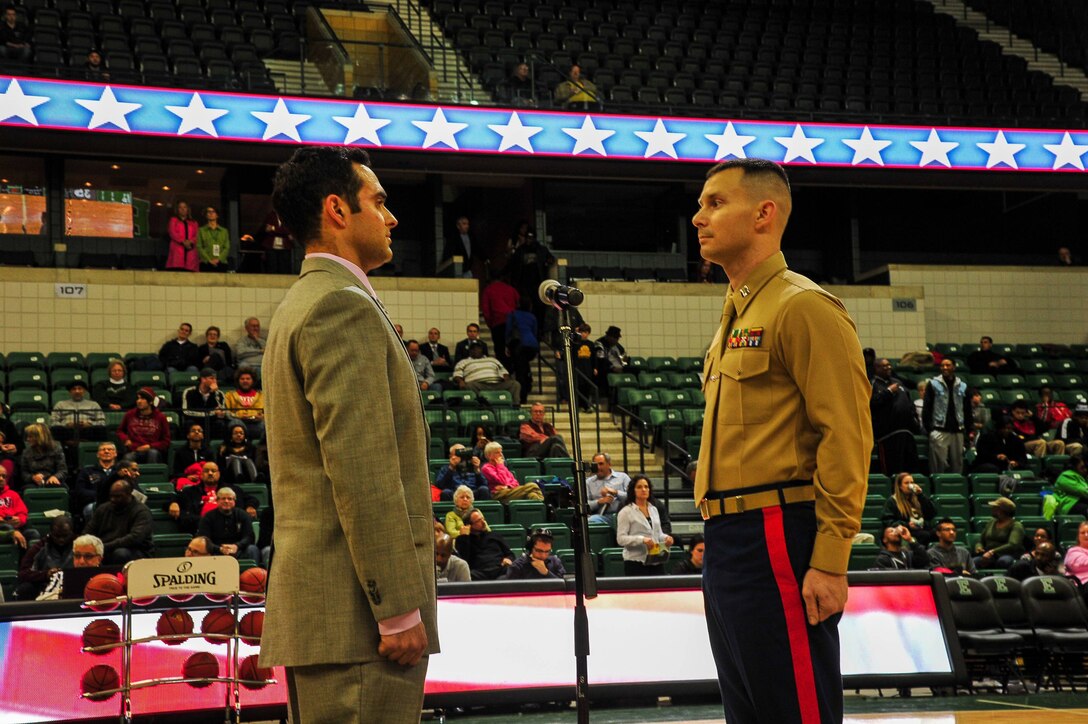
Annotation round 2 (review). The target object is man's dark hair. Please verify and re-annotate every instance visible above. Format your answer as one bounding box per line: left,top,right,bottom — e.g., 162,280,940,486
689,533,704,550
966,386,980,398
205,325,220,336
980,336,993,343
705,158,792,195
1011,399,1029,411
528,530,554,550
187,422,204,435
272,146,372,246
406,339,419,347
935,518,956,531
995,415,1012,430
467,323,480,331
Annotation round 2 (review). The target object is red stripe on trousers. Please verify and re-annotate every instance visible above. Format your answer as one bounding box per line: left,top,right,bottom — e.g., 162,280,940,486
762,506,821,724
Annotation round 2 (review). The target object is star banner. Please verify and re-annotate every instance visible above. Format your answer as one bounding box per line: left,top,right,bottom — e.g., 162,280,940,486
2,75,1086,172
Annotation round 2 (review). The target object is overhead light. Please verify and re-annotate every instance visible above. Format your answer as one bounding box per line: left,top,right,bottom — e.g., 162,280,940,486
110,164,120,170
195,169,204,174
84,181,92,187
1,178,7,183
155,201,163,207
162,185,170,191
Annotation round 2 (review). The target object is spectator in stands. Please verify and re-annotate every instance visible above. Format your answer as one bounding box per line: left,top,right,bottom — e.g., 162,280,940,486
500,62,543,107
595,326,627,381
186,535,212,557
926,518,975,576
84,479,153,565
481,274,520,369
442,215,476,278
235,317,266,373
468,424,493,461
20,423,66,490
880,472,937,546
117,387,171,464
435,533,470,582
92,359,135,412
1052,453,1088,519
198,326,234,385
1009,399,1064,457
217,423,259,485
406,340,441,394
585,452,630,524
972,497,1024,571
973,416,1027,473
33,532,102,601
196,487,259,561
914,380,927,430
435,445,488,502
695,258,727,284
14,515,74,600
0,7,30,61
1035,386,1071,431
420,328,452,372
505,529,565,580
224,367,264,440
967,336,1017,375
453,341,521,401
874,525,929,570
443,485,477,538
393,324,406,346
967,388,990,447
71,441,118,525
172,422,211,478
455,509,514,580
182,368,228,438
1059,403,1088,457
1023,527,1060,558
168,461,254,534
165,202,199,272
554,63,599,109
83,49,109,82
1057,246,1076,266
97,460,139,509
197,206,230,272
175,462,203,493
870,358,921,474
0,467,37,550
922,358,969,474
506,297,539,403
1063,521,1088,586
673,534,705,575
1007,540,1063,581
559,322,598,408
454,323,488,363
509,230,555,323
616,475,673,576
0,409,21,481
519,403,569,460
158,322,201,373
50,380,106,443
258,210,295,274
480,441,544,501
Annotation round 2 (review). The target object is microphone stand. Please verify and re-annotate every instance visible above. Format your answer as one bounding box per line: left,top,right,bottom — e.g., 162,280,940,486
555,302,597,724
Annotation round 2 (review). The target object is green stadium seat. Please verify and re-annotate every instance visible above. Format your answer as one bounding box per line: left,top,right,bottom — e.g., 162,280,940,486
5,352,45,371
863,494,885,518
996,375,1025,389
866,474,892,498
1057,515,1086,545
1010,493,1042,516
682,408,704,432
1051,359,1078,373
970,493,1001,516
964,374,996,389
150,509,179,534
137,464,170,484
488,523,526,550
969,473,1000,495
22,487,68,515
505,458,542,483
626,357,647,372
238,483,269,510
977,388,1002,406
848,543,880,571
460,410,498,436
1024,374,1054,389
497,408,531,436
646,356,676,372
933,343,962,356
684,435,701,458
8,369,47,390
649,408,684,445
637,371,672,389
911,473,932,496
46,352,85,371
429,437,447,459
152,532,193,558
557,549,595,574
420,390,443,408
1020,359,1049,373
86,353,121,372
428,458,449,480
658,389,698,408
587,523,614,553
932,494,970,520
1062,389,1087,405
542,458,574,479
473,500,504,523
477,390,515,408
442,389,479,408
168,370,200,388
50,369,89,390
668,372,700,389
8,390,48,412
425,410,458,439
993,343,1015,356
1014,344,1043,358
432,501,454,520
1052,375,1084,390
10,411,49,430
600,548,626,576
131,370,167,388
998,389,1030,405
931,474,968,497
675,356,703,371
1044,455,1071,480
607,373,638,390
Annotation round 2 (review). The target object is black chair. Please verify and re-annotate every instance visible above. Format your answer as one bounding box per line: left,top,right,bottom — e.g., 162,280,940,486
944,576,1027,693
1021,575,1088,691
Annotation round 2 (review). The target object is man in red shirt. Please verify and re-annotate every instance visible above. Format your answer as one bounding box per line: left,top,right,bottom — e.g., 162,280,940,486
481,274,520,369
519,403,570,460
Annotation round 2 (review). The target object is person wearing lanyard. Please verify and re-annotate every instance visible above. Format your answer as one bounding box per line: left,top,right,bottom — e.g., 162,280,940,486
691,158,871,724
197,206,231,272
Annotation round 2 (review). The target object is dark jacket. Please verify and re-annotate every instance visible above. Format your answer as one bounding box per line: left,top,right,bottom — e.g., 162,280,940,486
504,553,566,579
171,445,214,478
454,339,489,363
172,482,255,534
71,463,118,510
158,339,201,371
19,442,67,490
84,499,154,555
18,535,74,587
197,506,256,551
874,540,929,570
974,431,1027,471
197,342,234,372
880,493,937,531
870,375,921,439
455,530,512,576
92,379,137,411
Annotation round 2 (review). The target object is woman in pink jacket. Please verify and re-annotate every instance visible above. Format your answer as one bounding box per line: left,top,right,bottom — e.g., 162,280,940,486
165,200,199,272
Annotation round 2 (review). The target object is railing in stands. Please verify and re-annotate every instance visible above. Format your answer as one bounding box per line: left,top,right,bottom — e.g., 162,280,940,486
611,404,649,485
661,438,693,508
535,353,601,454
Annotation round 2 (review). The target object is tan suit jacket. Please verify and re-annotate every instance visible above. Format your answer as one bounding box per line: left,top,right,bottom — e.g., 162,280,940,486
259,257,438,668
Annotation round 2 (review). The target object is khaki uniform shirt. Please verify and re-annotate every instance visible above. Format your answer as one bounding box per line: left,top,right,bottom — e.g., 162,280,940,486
694,251,872,574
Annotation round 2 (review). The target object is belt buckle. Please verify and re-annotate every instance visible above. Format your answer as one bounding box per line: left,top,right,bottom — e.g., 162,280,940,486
698,499,710,521
734,495,746,514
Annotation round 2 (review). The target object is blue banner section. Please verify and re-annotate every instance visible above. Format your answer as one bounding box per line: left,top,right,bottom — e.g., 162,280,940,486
2,75,1087,172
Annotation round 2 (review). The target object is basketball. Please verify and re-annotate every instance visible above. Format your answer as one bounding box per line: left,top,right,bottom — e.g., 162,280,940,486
200,607,235,644
83,574,124,612
80,665,120,701
81,619,121,654
238,611,263,644
239,567,268,602
155,608,194,645
238,655,273,690
181,652,219,687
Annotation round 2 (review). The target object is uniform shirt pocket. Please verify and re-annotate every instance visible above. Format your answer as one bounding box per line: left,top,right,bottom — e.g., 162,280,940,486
718,349,772,425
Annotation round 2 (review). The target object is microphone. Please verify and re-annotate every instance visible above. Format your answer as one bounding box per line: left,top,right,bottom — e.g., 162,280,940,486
538,279,585,308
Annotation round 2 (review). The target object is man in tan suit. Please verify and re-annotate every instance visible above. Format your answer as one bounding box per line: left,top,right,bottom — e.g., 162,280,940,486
259,147,438,723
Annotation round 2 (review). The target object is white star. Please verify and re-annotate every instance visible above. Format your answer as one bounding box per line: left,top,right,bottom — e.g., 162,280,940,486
333,104,391,145
562,115,615,156
251,98,311,142
0,79,49,125
633,118,687,159
411,107,468,149
773,124,824,163
164,93,229,137
841,126,893,166
704,122,756,160
487,111,543,152
1043,132,1088,171
74,86,142,131
977,130,1026,169
909,128,959,168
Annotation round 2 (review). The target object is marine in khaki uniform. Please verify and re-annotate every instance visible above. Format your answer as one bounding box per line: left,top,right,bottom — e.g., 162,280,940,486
691,159,871,724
